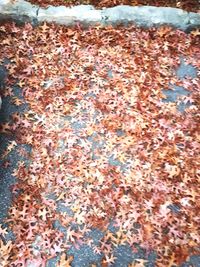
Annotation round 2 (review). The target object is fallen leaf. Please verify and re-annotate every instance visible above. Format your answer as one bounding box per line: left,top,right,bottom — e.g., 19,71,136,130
56,253,73,267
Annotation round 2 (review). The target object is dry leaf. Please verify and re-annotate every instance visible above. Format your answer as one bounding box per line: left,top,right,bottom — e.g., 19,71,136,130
56,253,73,267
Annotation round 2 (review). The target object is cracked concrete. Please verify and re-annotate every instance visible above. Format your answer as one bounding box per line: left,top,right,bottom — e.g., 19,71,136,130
0,0,200,30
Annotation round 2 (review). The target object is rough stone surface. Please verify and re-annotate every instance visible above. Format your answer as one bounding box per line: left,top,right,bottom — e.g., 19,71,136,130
0,0,200,30
101,6,193,30
0,0,39,24
37,5,101,25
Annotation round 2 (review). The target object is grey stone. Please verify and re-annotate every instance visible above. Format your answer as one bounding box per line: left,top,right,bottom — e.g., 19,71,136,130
188,12,200,30
0,0,38,24
101,6,195,30
0,0,200,30
37,5,102,26
37,5,200,30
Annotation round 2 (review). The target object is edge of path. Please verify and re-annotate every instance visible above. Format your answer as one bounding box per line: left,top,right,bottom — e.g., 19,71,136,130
0,0,200,31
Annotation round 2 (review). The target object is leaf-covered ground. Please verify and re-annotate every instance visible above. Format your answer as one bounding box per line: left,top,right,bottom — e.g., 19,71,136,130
28,0,200,12
0,22,200,266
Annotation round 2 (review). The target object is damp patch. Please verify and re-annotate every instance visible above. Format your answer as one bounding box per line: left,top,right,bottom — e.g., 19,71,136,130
162,57,197,112
163,85,189,103
176,58,197,79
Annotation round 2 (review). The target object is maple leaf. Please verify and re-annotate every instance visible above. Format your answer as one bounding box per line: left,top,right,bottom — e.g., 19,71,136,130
93,245,101,255
0,122,11,134
157,26,172,38
0,239,13,267
0,141,17,159
2,38,11,45
75,210,86,224
12,96,23,106
40,22,50,33
51,242,63,254
158,201,171,220
191,28,200,37
181,95,195,105
129,259,148,267
11,112,21,121
24,134,34,144
3,87,13,97
56,253,73,267
86,238,93,247
38,207,49,221
7,140,17,152
18,80,26,88
0,25,6,32
103,254,117,264
164,163,180,178
0,225,8,238
66,227,83,243
2,160,11,168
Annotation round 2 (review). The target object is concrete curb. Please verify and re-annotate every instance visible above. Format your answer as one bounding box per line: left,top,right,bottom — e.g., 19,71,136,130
0,0,200,30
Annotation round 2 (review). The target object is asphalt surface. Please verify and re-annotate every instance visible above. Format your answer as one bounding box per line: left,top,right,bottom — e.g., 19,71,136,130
0,56,199,266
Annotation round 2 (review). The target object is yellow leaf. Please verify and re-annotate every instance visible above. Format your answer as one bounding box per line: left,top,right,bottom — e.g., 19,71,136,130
129,259,148,267
157,26,172,37
167,253,177,267
191,28,200,37
12,97,23,106
56,253,73,267
40,22,49,32
0,240,13,266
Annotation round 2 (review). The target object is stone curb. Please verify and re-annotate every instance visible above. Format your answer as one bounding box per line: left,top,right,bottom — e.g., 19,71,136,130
0,0,200,31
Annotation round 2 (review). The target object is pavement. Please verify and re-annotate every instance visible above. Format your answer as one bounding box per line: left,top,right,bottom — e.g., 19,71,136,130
0,46,199,267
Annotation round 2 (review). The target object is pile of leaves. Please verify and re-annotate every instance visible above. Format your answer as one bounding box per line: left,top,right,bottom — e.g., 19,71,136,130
27,0,200,12
0,21,200,266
